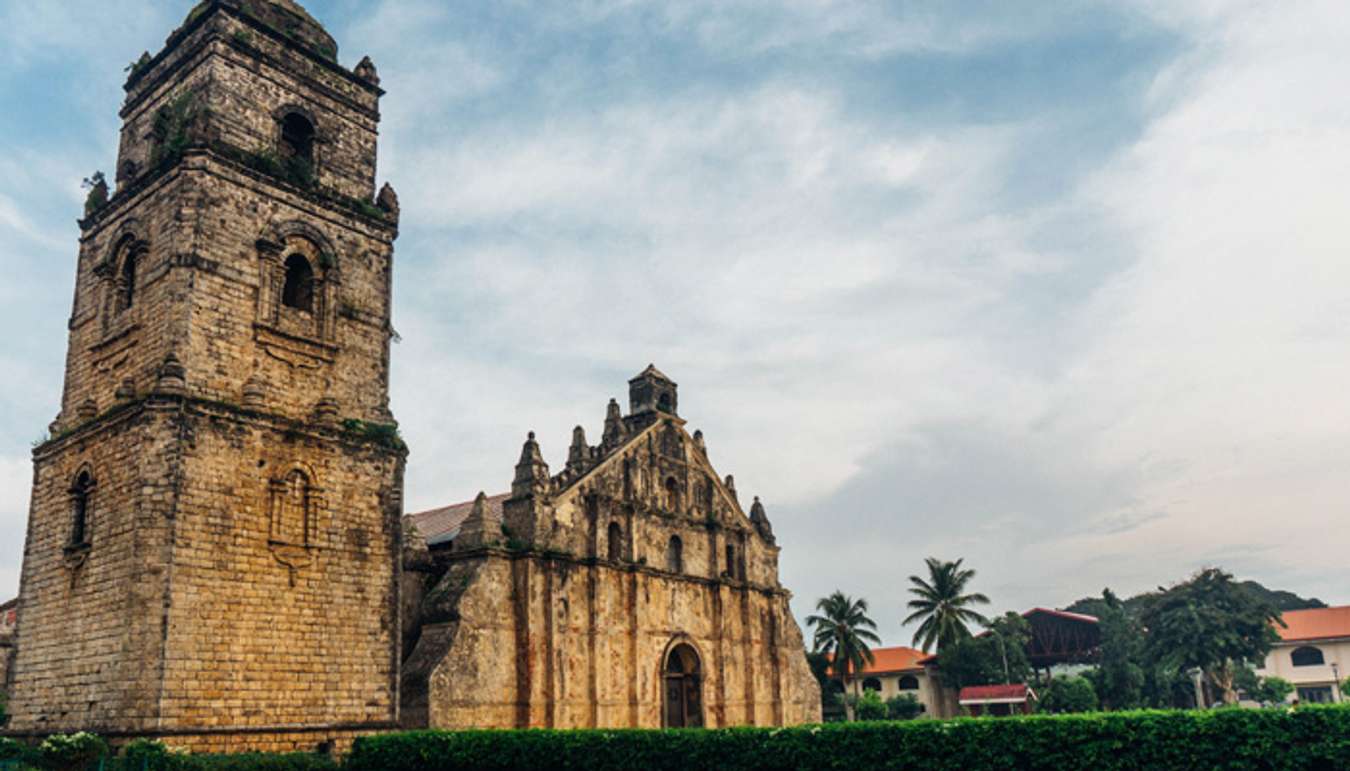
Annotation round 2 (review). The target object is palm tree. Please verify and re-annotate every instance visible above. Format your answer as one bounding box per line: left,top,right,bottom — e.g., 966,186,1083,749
904,557,991,653
806,591,881,720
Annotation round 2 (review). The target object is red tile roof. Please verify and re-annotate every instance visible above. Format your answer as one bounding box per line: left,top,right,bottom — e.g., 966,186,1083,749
409,493,509,546
859,646,929,674
959,684,1034,703
1276,606,1350,642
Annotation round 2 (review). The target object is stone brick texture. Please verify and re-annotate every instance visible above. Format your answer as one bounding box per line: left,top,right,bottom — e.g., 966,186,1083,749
401,390,821,729
4,0,820,751
5,0,403,751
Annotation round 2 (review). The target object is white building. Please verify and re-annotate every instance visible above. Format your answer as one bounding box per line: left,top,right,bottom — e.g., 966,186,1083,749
1257,606,1349,704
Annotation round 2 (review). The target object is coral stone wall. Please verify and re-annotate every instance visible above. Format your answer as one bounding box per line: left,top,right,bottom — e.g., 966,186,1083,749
403,417,820,729
6,1,403,751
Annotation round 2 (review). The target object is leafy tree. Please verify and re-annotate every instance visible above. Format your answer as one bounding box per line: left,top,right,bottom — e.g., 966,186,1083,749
886,693,924,720
1087,589,1147,710
904,557,991,653
1233,667,1294,706
850,690,888,721
806,591,880,721
805,652,839,716
1037,676,1099,714
1254,676,1294,706
1139,568,1283,704
935,612,1032,690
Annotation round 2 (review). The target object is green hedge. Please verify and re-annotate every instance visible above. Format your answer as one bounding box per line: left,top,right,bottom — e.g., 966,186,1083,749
346,706,1350,771
0,738,336,771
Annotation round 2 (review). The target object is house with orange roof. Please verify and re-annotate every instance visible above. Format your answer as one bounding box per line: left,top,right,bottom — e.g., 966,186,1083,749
829,645,946,717
1256,605,1349,704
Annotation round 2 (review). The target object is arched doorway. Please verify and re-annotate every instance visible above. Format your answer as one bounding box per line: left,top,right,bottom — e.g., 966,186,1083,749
662,643,703,728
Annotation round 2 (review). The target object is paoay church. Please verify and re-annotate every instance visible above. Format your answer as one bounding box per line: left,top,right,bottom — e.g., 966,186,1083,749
0,0,819,752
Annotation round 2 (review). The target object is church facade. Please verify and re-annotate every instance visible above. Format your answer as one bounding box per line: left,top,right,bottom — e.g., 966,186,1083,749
1,0,817,752
402,366,820,730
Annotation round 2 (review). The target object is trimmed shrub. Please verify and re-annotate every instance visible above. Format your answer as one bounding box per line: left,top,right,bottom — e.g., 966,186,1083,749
885,693,924,720
104,751,338,771
347,705,1350,771
851,690,888,721
38,732,110,771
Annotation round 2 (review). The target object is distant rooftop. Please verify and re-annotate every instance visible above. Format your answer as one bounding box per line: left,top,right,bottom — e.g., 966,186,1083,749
1276,605,1350,642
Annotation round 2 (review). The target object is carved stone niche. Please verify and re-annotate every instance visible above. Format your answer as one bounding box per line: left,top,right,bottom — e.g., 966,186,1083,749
254,223,340,371
267,464,324,585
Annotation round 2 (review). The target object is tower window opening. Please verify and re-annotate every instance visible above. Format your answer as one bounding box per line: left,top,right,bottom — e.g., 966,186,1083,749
70,471,93,546
280,113,315,163
607,521,623,562
282,254,315,312
117,249,138,312
725,544,736,578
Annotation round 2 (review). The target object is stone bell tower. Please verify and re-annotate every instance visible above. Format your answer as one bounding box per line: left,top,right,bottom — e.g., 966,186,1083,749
5,0,404,751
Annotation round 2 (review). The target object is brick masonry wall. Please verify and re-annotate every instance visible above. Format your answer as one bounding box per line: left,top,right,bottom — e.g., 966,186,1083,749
8,1,404,751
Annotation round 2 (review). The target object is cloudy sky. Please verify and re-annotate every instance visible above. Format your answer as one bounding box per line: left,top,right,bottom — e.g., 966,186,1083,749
1,0,1347,647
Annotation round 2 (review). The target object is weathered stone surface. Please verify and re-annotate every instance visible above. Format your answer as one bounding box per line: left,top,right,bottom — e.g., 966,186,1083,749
5,0,820,751
5,0,402,752
403,373,821,729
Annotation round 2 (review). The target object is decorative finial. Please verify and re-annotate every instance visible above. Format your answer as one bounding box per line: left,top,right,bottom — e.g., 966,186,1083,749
750,496,775,544
355,55,381,86
377,182,400,221
155,353,186,396
513,431,551,498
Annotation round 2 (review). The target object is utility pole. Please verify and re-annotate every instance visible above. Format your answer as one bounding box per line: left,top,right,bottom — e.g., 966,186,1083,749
1332,662,1342,703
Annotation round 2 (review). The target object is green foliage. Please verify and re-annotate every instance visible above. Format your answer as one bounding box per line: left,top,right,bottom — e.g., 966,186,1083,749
1087,588,1147,710
1037,676,1099,714
904,557,990,653
38,732,110,771
81,171,109,217
348,707,1350,771
805,592,880,719
1065,579,1324,619
339,419,406,451
938,612,1032,691
0,737,34,762
885,693,924,720
1140,568,1283,704
1234,668,1294,706
125,51,153,81
150,92,200,169
848,690,888,721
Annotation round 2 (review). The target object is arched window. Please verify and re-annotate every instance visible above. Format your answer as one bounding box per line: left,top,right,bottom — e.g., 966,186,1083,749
664,477,680,512
70,471,93,546
607,521,623,562
898,675,920,691
657,393,672,413
117,247,138,312
666,535,683,573
281,253,315,311
280,112,315,164
862,677,882,693
725,544,736,578
1291,646,1325,667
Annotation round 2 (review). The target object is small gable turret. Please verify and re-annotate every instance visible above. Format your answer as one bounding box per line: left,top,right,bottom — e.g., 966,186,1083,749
628,364,677,420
